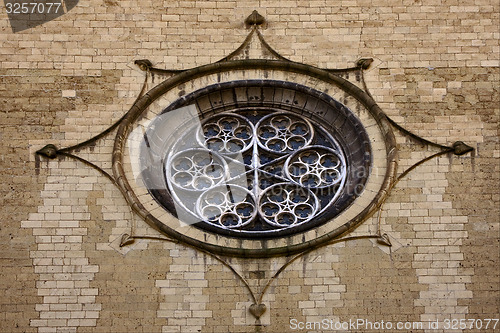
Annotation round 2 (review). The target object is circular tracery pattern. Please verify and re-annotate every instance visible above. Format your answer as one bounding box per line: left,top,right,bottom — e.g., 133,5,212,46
257,113,313,153
286,147,345,188
259,184,319,227
196,185,256,228
165,110,347,235
197,114,254,154
167,149,227,191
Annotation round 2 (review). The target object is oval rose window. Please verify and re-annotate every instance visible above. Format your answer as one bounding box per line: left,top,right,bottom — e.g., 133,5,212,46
139,80,371,239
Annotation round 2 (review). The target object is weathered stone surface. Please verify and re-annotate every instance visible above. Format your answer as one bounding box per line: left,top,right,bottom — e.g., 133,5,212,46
1,1,498,332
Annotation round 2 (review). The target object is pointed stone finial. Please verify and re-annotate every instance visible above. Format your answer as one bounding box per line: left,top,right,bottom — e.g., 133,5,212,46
245,10,265,26
134,59,153,71
452,141,474,156
249,303,267,319
36,144,58,159
119,234,135,247
356,58,374,70
376,233,392,247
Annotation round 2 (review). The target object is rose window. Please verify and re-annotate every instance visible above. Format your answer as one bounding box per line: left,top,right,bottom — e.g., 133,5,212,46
158,109,347,237
138,80,372,240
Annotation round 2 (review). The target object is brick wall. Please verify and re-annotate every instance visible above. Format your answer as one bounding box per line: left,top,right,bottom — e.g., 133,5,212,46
1,1,498,332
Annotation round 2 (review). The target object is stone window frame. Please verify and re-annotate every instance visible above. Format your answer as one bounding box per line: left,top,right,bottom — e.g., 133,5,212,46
113,61,397,257
140,80,372,239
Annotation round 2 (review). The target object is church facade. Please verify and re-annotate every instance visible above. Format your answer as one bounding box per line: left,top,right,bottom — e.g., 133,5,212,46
0,1,498,332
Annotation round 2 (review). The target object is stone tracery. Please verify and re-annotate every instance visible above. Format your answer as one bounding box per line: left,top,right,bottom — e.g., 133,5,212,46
162,110,347,235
